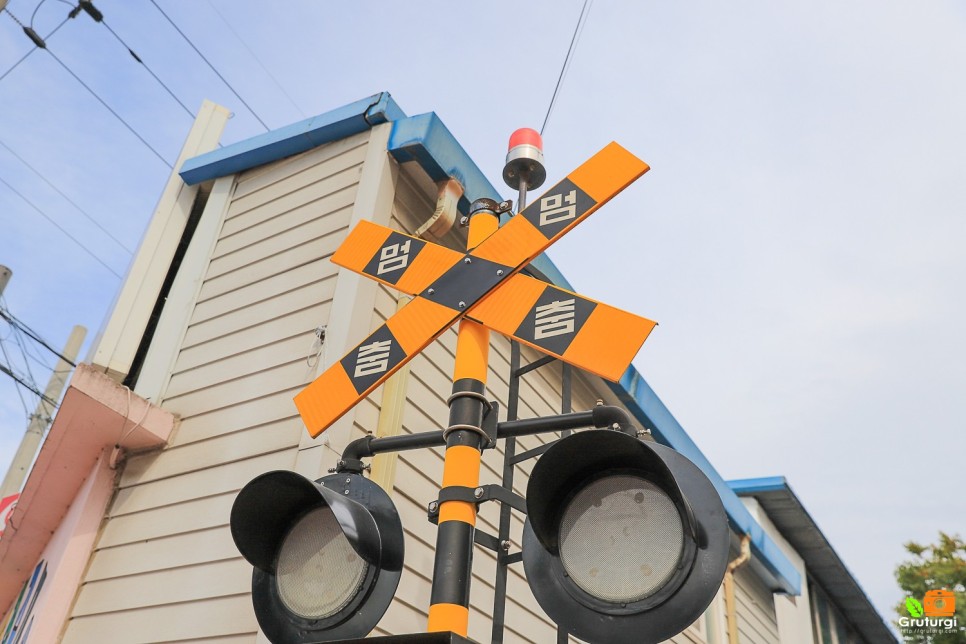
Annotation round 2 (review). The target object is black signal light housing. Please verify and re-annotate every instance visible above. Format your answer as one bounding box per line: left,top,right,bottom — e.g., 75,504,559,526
522,429,730,644
230,471,403,643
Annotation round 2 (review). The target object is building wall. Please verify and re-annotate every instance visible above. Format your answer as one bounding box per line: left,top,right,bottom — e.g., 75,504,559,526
741,498,815,644
734,564,781,644
62,130,371,643
60,122,781,643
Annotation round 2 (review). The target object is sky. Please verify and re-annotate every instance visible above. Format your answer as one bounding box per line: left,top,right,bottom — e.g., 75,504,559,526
1,0,964,634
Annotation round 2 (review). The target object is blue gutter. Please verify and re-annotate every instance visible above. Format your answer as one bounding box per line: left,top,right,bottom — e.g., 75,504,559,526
387,112,499,216
728,476,789,495
176,91,798,595
385,112,572,289
180,92,405,185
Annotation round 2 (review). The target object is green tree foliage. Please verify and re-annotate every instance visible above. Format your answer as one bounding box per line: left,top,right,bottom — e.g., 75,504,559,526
894,532,966,643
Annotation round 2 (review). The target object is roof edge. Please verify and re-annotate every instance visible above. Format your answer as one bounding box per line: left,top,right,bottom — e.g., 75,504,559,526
179,92,404,185
728,477,898,643
729,476,789,495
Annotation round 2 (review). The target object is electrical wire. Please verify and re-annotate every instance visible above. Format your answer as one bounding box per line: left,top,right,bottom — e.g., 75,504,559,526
0,361,58,409
204,0,305,119
0,174,123,279
11,326,39,393
0,308,79,367
0,138,134,255
147,0,270,131
29,0,72,28
43,47,173,168
0,11,69,82
97,18,196,121
540,0,594,137
21,335,55,373
0,336,32,418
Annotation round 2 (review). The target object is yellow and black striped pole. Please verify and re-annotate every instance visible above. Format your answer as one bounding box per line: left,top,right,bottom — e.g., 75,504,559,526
426,201,500,636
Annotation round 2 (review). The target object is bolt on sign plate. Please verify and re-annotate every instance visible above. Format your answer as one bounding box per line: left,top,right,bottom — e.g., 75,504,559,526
295,142,650,438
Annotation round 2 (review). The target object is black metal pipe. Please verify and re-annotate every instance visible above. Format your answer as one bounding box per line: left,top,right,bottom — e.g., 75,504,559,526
496,405,636,439
338,431,446,473
590,404,638,436
337,405,636,473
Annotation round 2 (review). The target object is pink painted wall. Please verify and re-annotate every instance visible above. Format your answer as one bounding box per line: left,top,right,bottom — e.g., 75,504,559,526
1,452,116,643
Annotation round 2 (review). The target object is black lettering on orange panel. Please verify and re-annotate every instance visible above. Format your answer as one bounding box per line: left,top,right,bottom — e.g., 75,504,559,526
514,286,597,356
520,178,596,239
362,232,426,285
340,325,408,395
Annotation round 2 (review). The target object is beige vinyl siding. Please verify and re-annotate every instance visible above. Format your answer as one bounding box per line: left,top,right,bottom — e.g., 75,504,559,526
63,133,369,643
734,565,780,644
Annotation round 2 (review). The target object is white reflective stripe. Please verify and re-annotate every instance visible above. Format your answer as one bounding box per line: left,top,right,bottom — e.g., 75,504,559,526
534,299,576,339
354,340,392,377
377,240,412,274
539,190,578,226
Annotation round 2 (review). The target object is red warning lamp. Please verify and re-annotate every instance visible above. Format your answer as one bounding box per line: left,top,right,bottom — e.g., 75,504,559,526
503,127,547,191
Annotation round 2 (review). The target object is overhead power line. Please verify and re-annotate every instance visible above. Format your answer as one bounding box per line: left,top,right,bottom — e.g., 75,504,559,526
97,18,197,121
204,0,305,119
541,0,594,137
0,360,59,409
147,0,270,131
3,5,173,168
0,308,78,367
0,138,134,255
44,48,173,168
0,174,123,279
0,9,69,82
0,334,32,418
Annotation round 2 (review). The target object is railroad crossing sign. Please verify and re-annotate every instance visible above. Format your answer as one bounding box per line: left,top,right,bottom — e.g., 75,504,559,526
295,142,655,437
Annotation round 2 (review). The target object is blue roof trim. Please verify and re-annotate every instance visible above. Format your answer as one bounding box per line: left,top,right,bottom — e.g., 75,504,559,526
179,92,405,185
609,371,802,595
387,113,570,289
728,476,789,495
388,113,502,215
528,253,574,291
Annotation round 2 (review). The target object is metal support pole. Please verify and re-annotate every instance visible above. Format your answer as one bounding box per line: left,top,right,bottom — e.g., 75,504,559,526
427,204,500,637
490,340,520,644
0,324,86,498
491,172,531,644
557,362,572,644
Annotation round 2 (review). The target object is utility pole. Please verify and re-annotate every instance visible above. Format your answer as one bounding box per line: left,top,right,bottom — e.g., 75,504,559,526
0,265,11,298
0,270,86,497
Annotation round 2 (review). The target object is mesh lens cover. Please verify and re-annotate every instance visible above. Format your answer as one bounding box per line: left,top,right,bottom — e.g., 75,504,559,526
276,506,369,619
559,475,684,603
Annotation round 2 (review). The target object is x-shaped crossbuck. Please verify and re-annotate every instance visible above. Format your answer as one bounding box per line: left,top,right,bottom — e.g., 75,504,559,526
296,142,656,437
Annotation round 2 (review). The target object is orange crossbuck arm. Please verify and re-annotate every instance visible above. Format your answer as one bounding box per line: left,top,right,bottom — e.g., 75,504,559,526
296,142,649,437
329,220,656,380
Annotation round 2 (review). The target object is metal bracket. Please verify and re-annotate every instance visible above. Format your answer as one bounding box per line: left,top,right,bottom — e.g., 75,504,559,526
427,482,526,523
482,400,499,449
508,440,557,465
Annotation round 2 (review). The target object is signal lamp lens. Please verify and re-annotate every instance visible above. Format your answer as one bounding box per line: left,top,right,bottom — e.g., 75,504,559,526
559,476,684,603
276,506,369,619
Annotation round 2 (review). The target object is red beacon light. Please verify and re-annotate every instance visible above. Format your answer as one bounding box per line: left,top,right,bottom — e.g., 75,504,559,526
503,127,547,192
